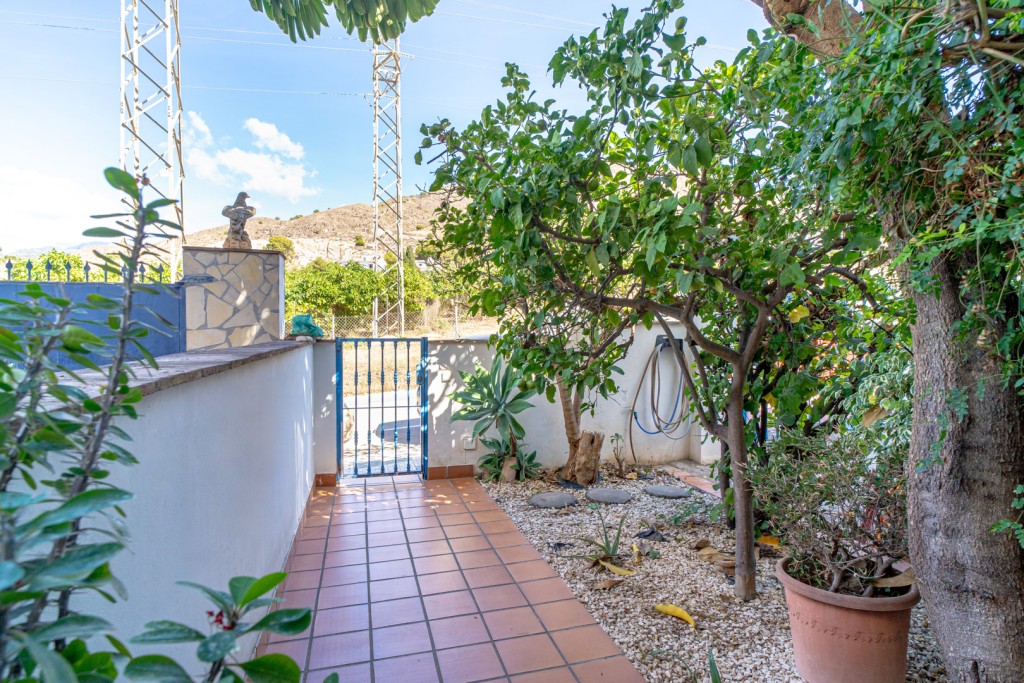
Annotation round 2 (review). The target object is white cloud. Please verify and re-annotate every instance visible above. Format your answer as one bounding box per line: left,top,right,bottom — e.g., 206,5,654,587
182,111,319,204
244,118,304,160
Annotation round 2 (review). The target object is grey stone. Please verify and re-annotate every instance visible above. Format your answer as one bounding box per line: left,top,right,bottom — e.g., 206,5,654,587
643,485,692,499
586,488,633,504
528,492,576,509
179,274,215,284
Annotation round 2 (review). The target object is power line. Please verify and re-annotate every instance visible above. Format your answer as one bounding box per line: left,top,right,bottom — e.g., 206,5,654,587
0,74,369,97
451,0,596,28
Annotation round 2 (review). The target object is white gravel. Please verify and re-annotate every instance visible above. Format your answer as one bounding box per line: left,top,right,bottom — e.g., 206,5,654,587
483,467,947,683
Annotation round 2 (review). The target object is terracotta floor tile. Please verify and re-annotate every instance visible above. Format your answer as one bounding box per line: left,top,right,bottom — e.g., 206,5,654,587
370,596,425,628
472,584,528,612
283,569,321,591
303,512,332,527
307,630,371,669
510,668,577,683
330,512,365,526
410,540,453,558
551,625,621,664
533,600,596,632
367,544,411,563
445,524,484,539
372,620,433,659
434,503,470,516
324,548,367,568
287,554,323,572
449,536,492,553
478,520,518,535
419,570,468,596
487,532,530,548
312,604,370,638
495,546,542,565
436,643,504,683
414,553,460,575
369,558,415,581
407,527,447,543
438,513,475,527
297,525,329,541
571,656,645,682
367,530,407,547
507,560,558,583
321,564,367,587
306,662,371,682
404,515,441,530
327,534,367,551
428,613,490,649
495,634,565,675
365,501,402,513
519,578,575,605
370,576,420,602
422,590,479,620
367,519,405,534
482,606,545,640
464,565,514,589
372,652,439,683
281,589,317,610
366,509,402,522
401,504,437,518
456,549,502,570
318,582,369,609
463,499,499,512
262,638,309,668
330,522,366,538
472,509,508,523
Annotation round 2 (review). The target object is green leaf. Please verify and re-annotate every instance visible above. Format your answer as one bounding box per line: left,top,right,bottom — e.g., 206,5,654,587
228,576,257,606
239,572,287,607
710,649,722,683
33,489,133,529
681,145,698,176
693,136,713,167
33,615,112,643
178,581,233,612
29,543,123,589
0,561,25,590
664,33,686,51
131,621,206,645
239,654,302,683
249,609,311,636
124,655,192,682
23,634,78,683
82,228,130,239
197,631,239,663
780,261,806,288
103,167,140,198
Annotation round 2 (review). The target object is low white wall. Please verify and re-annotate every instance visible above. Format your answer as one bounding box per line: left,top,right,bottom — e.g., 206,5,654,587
312,341,339,476
81,345,314,665
427,325,714,471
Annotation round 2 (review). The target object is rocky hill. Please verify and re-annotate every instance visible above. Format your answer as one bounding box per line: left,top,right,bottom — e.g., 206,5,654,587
181,192,450,266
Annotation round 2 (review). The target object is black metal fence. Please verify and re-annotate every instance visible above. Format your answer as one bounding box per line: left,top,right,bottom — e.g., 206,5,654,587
3,259,167,283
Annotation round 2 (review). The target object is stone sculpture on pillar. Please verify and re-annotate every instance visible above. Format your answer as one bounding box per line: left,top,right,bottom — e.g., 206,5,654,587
222,192,256,249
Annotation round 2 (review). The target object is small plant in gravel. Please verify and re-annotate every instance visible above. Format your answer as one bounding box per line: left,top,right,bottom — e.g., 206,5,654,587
477,434,541,482
572,511,628,568
647,650,722,683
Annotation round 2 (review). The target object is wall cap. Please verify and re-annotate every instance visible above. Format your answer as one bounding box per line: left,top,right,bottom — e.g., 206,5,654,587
183,246,284,256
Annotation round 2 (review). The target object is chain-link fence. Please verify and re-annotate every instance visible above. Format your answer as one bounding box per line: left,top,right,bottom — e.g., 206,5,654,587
285,301,497,339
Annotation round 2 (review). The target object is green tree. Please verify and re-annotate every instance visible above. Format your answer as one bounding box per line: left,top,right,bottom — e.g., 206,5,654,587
1,249,88,282
265,235,296,261
249,0,439,42
753,0,1024,675
285,259,382,318
423,1,885,598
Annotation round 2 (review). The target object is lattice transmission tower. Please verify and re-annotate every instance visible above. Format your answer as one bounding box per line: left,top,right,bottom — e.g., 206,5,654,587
370,39,405,337
119,0,184,277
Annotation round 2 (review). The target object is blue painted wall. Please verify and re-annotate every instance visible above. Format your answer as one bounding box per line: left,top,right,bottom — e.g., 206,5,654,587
0,282,186,368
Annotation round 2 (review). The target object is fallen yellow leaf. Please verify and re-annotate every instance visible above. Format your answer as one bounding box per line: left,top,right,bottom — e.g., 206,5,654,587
756,536,781,547
654,603,696,628
625,472,638,480
599,560,635,576
595,579,624,590
872,567,916,588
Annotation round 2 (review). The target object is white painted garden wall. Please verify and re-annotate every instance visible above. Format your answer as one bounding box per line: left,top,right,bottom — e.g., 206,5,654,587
425,324,719,472
79,345,315,666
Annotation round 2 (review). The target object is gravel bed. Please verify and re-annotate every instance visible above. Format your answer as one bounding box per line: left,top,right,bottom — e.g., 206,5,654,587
483,468,947,683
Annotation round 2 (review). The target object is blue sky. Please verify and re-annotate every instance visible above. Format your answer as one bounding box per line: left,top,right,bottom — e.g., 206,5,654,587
0,0,767,252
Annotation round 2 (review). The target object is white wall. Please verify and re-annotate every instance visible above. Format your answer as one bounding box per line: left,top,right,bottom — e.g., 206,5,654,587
80,345,314,665
427,325,715,471
312,341,339,476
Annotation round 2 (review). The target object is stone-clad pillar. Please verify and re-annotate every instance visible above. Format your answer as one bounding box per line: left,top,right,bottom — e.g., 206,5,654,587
183,247,285,351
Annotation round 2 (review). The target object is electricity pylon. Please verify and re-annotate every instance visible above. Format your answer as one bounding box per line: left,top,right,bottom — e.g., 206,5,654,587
119,0,184,277
370,38,404,337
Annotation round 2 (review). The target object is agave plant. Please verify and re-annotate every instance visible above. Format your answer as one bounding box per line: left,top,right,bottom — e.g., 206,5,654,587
452,357,536,462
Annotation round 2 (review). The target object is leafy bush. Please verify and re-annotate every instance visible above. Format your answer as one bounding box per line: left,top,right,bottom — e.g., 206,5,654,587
452,358,534,455
751,429,909,595
477,434,540,482
265,235,295,261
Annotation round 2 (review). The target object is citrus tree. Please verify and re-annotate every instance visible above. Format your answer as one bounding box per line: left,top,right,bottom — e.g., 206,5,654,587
249,0,439,42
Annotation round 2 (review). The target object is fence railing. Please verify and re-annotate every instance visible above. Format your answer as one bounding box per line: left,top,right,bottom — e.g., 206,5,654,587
3,259,167,283
285,305,497,339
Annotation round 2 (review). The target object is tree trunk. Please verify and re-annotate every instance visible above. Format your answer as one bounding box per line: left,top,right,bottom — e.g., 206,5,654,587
562,431,604,487
718,439,735,530
727,390,757,601
909,257,1024,681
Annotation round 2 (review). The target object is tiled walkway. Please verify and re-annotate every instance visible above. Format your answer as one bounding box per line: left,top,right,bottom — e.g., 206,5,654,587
261,476,645,682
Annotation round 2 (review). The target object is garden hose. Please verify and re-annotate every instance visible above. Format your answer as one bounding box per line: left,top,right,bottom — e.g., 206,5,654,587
629,342,693,462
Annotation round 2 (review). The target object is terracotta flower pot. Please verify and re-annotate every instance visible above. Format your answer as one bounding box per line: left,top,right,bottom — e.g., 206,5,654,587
776,558,920,683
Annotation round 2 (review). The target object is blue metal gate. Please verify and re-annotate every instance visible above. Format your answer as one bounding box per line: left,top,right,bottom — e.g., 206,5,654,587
336,337,429,478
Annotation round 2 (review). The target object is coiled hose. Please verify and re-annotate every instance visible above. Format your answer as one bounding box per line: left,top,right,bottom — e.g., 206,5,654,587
629,343,692,463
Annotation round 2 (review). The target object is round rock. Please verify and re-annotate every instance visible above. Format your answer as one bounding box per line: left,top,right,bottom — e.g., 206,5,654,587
586,488,633,504
643,484,693,499
528,492,577,508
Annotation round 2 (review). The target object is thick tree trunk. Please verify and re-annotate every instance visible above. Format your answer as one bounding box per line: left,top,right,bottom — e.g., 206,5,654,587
561,431,604,487
556,378,603,485
727,391,757,601
909,258,1024,681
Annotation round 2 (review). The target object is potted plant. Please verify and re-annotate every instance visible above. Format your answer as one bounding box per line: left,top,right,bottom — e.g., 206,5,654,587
752,429,918,683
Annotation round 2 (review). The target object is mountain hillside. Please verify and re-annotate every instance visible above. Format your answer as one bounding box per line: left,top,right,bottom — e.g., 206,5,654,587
182,192,452,266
